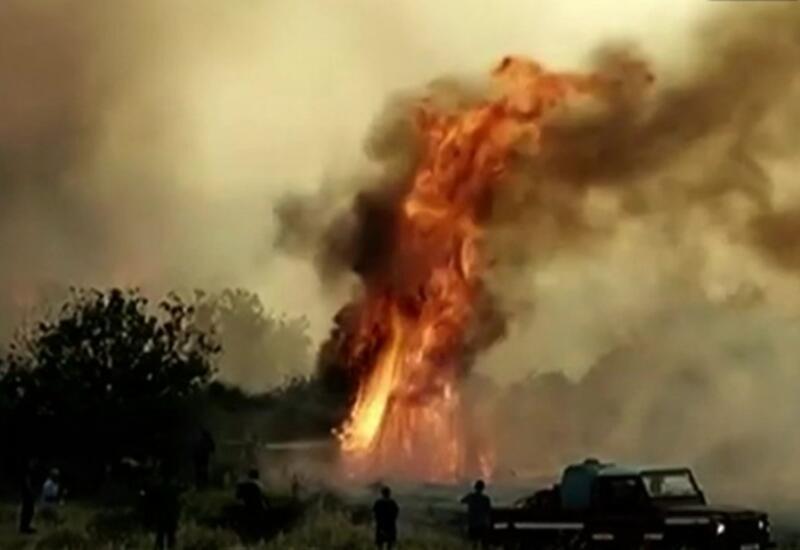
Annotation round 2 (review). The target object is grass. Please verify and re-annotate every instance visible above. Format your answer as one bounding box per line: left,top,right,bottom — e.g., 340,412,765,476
0,489,464,550
1,493,799,549
262,502,463,550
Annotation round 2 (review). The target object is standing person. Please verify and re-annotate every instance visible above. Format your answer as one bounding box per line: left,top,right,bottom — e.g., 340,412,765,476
39,468,62,522
461,479,492,549
18,459,37,534
373,486,399,550
146,461,183,550
235,468,269,543
192,428,215,489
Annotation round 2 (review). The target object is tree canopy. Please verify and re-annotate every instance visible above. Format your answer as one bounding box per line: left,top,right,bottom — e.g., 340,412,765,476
0,288,219,487
192,288,312,392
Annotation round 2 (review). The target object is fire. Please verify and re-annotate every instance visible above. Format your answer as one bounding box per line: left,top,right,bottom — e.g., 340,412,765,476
337,56,600,481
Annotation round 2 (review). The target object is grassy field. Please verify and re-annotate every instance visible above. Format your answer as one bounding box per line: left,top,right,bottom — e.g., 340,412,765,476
0,489,464,550
1,490,798,549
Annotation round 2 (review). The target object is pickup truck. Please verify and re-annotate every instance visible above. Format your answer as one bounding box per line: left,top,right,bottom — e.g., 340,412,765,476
490,459,775,549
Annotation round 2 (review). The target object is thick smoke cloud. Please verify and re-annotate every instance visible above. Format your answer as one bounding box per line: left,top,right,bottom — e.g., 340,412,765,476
279,4,800,343
0,0,341,388
488,6,800,263
0,1,113,333
480,5,800,378
491,296,800,512
0,1,339,357
0,0,713,340
277,3,800,506
0,2,197,325
4,0,800,507
482,5,800,509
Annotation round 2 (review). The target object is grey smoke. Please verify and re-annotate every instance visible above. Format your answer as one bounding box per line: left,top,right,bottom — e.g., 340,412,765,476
3,0,800,509
275,3,800,508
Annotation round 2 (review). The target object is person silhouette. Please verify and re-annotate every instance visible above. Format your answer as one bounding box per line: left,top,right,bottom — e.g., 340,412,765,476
236,468,269,542
192,428,215,489
39,468,62,523
373,485,399,550
147,461,183,550
461,479,492,548
18,459,37,534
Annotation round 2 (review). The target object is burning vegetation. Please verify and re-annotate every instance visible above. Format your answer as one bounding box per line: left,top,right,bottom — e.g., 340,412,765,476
5,0,800,517
324,57,609,482
281,5,800,486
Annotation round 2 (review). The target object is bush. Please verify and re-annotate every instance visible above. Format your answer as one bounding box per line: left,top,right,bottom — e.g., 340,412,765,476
180,522,240,550
35,527,90,550
2,288,219,490
183,489,235,528
260,501,465,550
0,539,31,550
85,507,143,544
0,503,20,525
400,530,464,550
37,506,64,527
264,507,372,550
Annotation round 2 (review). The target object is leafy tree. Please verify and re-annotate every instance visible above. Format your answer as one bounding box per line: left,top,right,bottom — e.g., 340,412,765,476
192,289,312,392
2,288,219,488
201,376,345,446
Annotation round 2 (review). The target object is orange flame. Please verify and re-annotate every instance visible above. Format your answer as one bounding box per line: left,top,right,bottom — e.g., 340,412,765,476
337,56,599,481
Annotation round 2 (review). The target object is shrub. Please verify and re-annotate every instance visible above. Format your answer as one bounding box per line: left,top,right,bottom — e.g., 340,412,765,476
183,489,236,528
264,507,372,550
0,539,31,550
260,501,466,550
85,507,143,544
400,529,464,550
3,288,219,490
180,522,240,550
35,527,90,550
37,506,63,526
0,504,20,525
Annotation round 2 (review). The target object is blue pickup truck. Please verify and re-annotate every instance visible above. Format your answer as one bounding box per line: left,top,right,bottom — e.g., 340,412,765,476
490,459,775,549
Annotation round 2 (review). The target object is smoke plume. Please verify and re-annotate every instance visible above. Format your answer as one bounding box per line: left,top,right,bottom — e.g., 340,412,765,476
278,3,800,505
4,0,800,506
483,5,800,510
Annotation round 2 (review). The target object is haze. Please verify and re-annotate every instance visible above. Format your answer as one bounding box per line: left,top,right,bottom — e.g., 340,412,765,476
5,0,800,508
1,0,713,343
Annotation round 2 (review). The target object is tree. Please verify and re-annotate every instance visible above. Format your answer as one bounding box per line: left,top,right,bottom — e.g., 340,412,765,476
2,288,219,487
192,289,312,393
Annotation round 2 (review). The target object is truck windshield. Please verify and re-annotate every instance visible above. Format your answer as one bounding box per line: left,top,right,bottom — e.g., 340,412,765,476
641,471,700,499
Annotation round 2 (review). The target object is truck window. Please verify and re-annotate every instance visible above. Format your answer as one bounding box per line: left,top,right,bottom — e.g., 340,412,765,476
592,477,647,511
641,471,701,500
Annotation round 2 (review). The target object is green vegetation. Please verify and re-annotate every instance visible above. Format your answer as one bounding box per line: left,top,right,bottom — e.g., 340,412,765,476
1,290,797,549
0,288,219,488
0,490,467,549
0,287,338,497
2,487,800,549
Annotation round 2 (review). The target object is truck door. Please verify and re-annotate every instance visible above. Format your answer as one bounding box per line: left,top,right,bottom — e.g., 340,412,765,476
589,476,656,547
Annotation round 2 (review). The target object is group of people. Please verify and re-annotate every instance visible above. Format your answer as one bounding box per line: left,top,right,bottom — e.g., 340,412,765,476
17,441,494,549
15,429,265,550
145,464,271,549
372,479,493,549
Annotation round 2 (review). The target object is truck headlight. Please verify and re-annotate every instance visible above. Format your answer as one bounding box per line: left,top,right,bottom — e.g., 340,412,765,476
715,522,726,536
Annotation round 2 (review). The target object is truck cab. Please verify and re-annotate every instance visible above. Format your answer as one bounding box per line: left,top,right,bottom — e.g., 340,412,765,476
491,459,774,549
